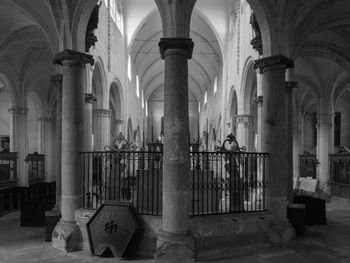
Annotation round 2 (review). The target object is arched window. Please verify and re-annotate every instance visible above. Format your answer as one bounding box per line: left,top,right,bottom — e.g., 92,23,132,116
136,75,140,98
109,0,124,35
213,77,218,94
204,90,208,105
127,55,131,81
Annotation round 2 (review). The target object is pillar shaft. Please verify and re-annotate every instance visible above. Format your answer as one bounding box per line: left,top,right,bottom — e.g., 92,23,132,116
52,50,93,252
159,38,193,234
9,107,28,186
255,55,294,220
51,74,63,211
235,114,251,150
93,109,111,150
39,117,53,182
317,111,333,195
285,81,298,203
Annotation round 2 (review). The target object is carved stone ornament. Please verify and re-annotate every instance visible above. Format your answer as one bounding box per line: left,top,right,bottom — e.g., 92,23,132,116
85,93,97,103
49,74,63,86
255,95,263,107
53,49,94,68
285,81,298,89
158,38,194,59
254,55,294,74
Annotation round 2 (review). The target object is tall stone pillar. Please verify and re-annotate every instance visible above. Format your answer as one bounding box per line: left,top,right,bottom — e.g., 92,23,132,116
52,50,94,252
38,117,53,182
93,109,111,150
285,81,298,203
115,119,124,135
154,0,196,261
236,114,252,150
50,74,62,211
9,107,28,186
255,68,263,152
255,55,295,244
83,93,94,152
317,104,334,197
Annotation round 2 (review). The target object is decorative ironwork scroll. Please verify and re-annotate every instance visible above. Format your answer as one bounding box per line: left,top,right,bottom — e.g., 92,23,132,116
214,133,246,153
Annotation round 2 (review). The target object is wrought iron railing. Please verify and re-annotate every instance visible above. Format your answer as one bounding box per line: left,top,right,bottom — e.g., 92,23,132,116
299,154,318,179
81,150,267,216
0,152,17,189
25,153,45,185
329,154,350,199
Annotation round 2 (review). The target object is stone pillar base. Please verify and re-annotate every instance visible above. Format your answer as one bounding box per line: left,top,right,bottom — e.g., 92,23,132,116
268,221,295,247
155,230,194,263
52,220,82,252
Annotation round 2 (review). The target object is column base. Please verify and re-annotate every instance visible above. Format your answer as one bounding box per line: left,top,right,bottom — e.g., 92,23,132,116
267,197,295,246
268,221,295,247
52,220,82,252
155,229,194,263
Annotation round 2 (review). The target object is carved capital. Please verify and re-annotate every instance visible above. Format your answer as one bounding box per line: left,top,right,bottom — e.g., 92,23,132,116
255,95,263,107
254,55,294,74
158,38,194,59
53,49,94,68
38,117,52,123
285,81,298,89
236,115,252,127
93,109,112,117
49,74,63,87
85,93,97,103
8,107,28,115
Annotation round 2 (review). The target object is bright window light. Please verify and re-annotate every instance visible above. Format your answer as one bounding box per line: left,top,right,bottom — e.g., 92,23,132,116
142,90,144,109
204,91,208,105
146,101,148,116
198,102,201,113
214,77,218,94
136,75,140,98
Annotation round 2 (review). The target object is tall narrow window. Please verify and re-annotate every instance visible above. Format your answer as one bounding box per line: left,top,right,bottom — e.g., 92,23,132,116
198,101,201,113
136,75,140,98
146,101,148,117
204,91,208,105
127,55,131,81
142,89,144,108
213,77,218,94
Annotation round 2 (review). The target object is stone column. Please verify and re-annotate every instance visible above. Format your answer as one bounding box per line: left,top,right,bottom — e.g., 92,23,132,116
285,81,298,203
255,55,295,245
115,119,124,135
38,117,53,182
52,50,94,252
317,105,334,197
235,114,252,150
93,109,111,150
154,1,196,261
84,93,94,152
9,107,28,186
256,69,263,152
50,74,62,211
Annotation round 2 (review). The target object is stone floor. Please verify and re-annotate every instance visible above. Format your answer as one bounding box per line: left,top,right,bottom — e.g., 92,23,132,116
0,202,349,263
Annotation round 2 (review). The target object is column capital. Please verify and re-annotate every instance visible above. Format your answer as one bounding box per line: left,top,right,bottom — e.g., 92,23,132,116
254,55,294,74
255,95,263,107
93,108,112,116
115,119,124,125
285,81,298,89
50,74,63,86
38,117,52,123
236,115,252,127
8,107,28,115
158,38,194,59
53,49,94,68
